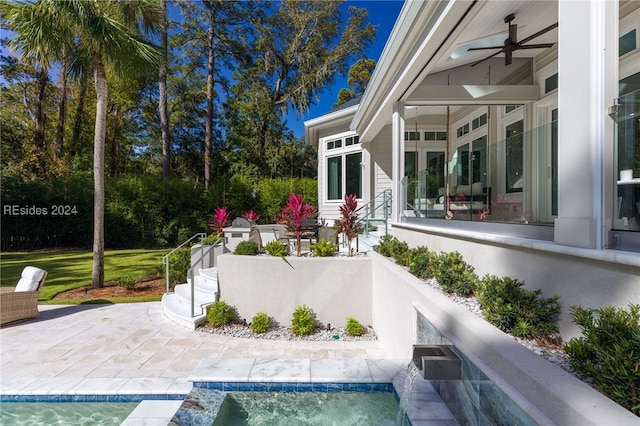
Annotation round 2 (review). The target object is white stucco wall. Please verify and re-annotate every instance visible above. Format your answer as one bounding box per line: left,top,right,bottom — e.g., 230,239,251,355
216,254,372,328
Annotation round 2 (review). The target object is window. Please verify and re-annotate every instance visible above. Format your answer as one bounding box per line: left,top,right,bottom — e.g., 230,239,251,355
424,131,447,141
544,73,558,94
506,120,524,193
327,139,342,150
345,152,362,198
505,105,521,115
404,131,420,141
345,135,360,146
620,29,637,57
472,113,487,130
456,123,469,138
327,157,342,200
326,135,362,201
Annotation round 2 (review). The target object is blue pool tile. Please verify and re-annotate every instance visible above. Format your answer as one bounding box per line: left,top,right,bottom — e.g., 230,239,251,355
326,383,343,393
298,383,314,392
281,383,299,392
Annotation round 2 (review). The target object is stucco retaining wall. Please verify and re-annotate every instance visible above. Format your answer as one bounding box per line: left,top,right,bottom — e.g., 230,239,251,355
369,250,638,425
391,223,640,340
216,254,372,328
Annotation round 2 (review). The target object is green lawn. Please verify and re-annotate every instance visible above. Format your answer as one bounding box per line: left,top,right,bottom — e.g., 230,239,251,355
1,249,167,302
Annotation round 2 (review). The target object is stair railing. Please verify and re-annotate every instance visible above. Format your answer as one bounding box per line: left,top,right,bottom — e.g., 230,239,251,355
187,237,225,317
162,232,207,294
359,189,392,238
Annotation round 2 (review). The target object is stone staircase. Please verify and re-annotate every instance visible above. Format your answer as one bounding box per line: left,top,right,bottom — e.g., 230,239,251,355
161,267,219,330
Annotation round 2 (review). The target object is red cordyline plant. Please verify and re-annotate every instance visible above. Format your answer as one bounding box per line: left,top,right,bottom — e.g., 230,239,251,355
336,193,359,256
242,210,260,223
208,206,230,237
278,194,316,256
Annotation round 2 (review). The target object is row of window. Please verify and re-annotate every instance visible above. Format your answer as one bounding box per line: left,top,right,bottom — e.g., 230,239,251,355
404,131,448,141
327,135,360,151
456,113,488,138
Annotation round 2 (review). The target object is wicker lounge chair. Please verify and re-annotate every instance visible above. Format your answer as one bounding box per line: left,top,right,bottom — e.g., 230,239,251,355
0,266,47,325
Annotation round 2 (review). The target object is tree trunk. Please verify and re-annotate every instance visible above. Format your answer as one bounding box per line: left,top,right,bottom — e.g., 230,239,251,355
91,59,108,289
71,75,88,156
34,68,47,152
159,0,170,180
53,58,68,164
204,25,215,189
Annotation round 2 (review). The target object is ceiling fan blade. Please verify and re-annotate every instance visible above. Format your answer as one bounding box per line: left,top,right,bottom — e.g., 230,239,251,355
505,51,512,66
518,22,558,45
471,49,503,67
467,46,505,51
517,43,555,50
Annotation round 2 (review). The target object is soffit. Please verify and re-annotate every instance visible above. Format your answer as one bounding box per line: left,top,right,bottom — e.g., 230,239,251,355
353,0,558,141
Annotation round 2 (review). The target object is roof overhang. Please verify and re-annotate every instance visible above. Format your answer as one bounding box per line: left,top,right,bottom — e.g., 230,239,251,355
304,104,359,147
351,0,483,142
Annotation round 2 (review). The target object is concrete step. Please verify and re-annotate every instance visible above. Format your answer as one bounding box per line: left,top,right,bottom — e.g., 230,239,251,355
162,267,219,329
161,293,208,330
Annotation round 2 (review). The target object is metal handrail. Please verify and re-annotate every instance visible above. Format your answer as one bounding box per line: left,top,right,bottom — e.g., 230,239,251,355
359,189,392,237
162,232,207,294
187,237,224,317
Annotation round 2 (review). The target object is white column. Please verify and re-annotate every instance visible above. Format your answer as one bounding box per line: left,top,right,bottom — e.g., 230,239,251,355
554,0,618,249
391,101,405,223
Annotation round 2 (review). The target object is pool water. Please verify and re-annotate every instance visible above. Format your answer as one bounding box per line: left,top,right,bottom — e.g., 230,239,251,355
0,402,138,425
172,388,410,426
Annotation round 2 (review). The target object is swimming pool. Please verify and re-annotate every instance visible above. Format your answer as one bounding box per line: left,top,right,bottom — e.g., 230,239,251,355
0,394,186,426
0,401,138,425
171,385,411,426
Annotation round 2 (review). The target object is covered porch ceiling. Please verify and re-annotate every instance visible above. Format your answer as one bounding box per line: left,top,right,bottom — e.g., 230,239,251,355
353,0,558,140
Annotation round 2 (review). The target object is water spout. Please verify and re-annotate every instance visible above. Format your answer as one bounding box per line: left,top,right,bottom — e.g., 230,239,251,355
412,345,462,380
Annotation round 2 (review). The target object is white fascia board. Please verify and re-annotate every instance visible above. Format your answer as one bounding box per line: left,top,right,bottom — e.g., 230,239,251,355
303,104,359,147
352,0,480,142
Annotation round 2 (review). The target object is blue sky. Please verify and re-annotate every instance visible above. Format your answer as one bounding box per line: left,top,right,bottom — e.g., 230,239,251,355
287,0,404,138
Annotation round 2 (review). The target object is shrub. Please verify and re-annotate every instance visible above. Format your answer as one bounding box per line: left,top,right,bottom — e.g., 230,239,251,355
251,312,271,334
207,300,235,328
476,275,561,339
291,304,315,336
564,304,640,415
406,246,433,279
345,317,365,336
335,194,359,256
376,235,408,259
311,239,338,257
166,247,191,286
264,240,289,257
235,240,259,256
242,210,260,223
278,194,317,257
113,274,139,290
430,251,477,296
202,234,223,246
208,206,230,237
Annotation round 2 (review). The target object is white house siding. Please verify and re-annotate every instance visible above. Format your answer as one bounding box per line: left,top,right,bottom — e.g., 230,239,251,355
368,126,393,202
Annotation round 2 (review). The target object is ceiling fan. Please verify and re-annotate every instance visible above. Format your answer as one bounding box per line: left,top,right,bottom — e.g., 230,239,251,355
468,13,558,67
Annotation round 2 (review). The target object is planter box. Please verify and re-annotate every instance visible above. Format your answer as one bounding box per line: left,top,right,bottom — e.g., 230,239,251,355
216,254,371,328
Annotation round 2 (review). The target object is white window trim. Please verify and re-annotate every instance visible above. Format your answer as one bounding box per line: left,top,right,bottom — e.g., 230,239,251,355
323,135,364,203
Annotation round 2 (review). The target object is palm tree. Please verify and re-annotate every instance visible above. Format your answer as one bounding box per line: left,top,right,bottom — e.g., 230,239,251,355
3,0,162,288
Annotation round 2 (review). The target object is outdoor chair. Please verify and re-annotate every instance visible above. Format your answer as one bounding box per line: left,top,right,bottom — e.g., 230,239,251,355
0,266,47,325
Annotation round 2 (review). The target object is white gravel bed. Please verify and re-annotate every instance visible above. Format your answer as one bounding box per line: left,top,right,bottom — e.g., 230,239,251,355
198,324,378,342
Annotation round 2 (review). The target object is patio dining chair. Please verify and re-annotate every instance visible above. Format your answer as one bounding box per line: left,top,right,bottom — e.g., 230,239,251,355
0,266,48,325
